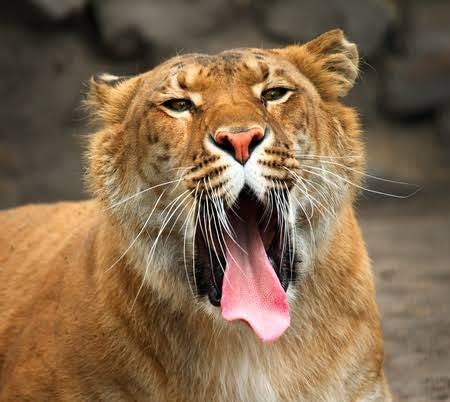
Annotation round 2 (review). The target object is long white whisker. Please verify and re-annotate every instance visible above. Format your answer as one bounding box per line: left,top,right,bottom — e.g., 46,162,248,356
190,184,202,294
307,165,420,199
182,197,197,297
302,167,340,190
204,182,226,278
106,190,166,273
147,190,193,261
291,192,316,250
107,177,185,210
300,175,338,219
283,167,317,220
163,192,196,246
296,177,336,219
285,183,296,283
210,185,246,279
200,181,218,290
130,191,194,309
298,156,418,188
295,153,358,160
206,177,246,255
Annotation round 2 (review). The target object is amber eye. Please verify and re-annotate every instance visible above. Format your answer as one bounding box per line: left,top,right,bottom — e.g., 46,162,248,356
162,98,194,112
261,87,290,103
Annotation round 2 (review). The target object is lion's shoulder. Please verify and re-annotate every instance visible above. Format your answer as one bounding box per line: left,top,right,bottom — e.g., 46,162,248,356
0,200,98,292
0,200,96,256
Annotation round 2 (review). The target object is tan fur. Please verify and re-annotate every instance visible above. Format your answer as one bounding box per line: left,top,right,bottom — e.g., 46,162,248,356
0,30,391,401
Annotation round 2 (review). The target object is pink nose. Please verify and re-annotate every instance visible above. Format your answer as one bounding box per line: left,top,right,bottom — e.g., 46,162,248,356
214,128,265,164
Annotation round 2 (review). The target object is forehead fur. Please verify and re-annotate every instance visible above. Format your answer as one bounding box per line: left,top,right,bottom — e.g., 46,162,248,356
87,29,359,124
153,49,290,92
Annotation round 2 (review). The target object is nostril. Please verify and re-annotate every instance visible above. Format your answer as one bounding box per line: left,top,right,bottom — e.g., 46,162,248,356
216,134,235,154
248,130,265,153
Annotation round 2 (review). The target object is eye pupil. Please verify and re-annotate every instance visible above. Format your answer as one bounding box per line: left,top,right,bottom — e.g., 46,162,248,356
163,99,193,112
261,87,289,103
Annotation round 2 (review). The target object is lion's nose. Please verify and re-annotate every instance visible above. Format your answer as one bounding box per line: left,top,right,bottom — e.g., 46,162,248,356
214,128,265,164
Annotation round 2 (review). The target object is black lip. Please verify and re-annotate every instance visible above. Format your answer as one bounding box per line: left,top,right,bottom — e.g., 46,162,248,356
194,188,297,306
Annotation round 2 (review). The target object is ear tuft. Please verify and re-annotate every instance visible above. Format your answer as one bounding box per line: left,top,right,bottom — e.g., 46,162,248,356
285,29,359,100
85,73,140,125
92,73,131,87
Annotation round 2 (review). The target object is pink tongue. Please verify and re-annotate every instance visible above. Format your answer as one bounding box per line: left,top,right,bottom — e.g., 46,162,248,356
221,199,290,342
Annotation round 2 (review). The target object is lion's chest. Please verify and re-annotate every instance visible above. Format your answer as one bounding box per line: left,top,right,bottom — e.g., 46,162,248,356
214,354,278,402
182,344,282,402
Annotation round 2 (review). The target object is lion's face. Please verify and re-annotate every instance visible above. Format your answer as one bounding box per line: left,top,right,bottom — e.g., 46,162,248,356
87,30,364,342
142,50,317,202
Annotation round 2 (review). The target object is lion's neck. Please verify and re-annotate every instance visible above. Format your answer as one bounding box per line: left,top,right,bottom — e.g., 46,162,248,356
91,203,374,400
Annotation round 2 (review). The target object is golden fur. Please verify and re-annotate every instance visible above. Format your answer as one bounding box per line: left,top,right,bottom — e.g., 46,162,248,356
0,30,391,401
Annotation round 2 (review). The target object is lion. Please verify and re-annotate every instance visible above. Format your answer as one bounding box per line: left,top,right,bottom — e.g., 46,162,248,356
0,29,391,401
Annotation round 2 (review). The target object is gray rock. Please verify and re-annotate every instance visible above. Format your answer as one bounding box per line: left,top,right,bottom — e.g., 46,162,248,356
380,54,450,116
334,0,393,58
397,0,450,56
259,0,342,43
93,0,232,58
436,104,450,147
0,23,139,208
259,0,392,58
30,0,87,20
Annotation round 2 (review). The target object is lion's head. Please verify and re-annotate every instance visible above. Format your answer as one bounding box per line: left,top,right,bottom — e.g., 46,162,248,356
86,29,364,342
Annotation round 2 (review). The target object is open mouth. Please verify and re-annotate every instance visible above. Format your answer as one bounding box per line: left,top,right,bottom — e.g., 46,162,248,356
194,187,296,342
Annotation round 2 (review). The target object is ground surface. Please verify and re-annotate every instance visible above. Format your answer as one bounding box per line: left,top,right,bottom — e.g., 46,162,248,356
359,192,450,402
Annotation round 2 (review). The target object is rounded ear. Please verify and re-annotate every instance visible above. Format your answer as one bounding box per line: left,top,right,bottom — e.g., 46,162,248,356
85,73,140,125
283,29,359,100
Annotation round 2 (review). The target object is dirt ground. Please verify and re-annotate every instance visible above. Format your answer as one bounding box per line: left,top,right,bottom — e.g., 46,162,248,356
359,192,450,402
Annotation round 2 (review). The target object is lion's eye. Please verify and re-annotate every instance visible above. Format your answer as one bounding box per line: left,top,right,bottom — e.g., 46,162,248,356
261,87,290,103
162,99,194,112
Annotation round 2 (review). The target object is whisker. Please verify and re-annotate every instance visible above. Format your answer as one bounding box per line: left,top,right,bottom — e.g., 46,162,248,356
105,190,166,273
302,167,340,190
276,183,288,273
206,177,246,255
295,153,359,161
200,180,219,290
283,166,334,219
182,197,197,297
168,165,195,172
307,165,420,199
130,190,194,310
300,175,338,218
190,184,202,294
107,177,186,210
163,194,194,247
204,182,227,281
284,182,296,283
147,190,193,260
300,157,418,188
291,192,316,250
210,186,247,280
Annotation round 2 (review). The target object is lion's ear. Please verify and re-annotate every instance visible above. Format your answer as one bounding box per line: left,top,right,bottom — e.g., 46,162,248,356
86,73,140,125
284,29,359,100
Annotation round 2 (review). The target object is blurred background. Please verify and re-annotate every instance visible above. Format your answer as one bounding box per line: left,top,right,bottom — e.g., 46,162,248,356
0,0,449,400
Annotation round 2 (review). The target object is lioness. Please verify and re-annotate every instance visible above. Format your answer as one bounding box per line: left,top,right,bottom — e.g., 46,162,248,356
0,30,391,401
